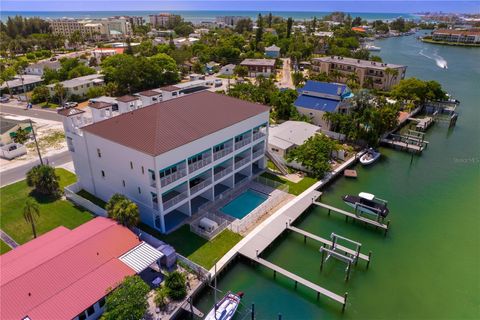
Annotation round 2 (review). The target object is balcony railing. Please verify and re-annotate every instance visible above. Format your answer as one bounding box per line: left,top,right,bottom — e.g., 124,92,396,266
235,137,251,150
213,146,233,161
162,192,188,210
188,156,212,173
153,202,159,210
190,178,212,195
235,157,251,169
214,166,233,181
252,149,264,159
252,131,265,141
150,180,157,188
160,169,187,188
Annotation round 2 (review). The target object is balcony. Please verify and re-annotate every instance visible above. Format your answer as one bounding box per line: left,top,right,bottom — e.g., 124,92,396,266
153,202,159,210
252,149,264,159
214,165,233,181
235,156,251,169
213,146,233,161
190,177,212,195
188,156,212,173
235,137,251,150
252,131,265,141
160,168,187,188
162,191,188,210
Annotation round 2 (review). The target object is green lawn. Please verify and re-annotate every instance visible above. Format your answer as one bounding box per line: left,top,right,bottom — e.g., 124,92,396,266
37,101,59,109
0,240,12,254
77,189,107,209
139,223,242,269
0,168,93,244
261,171,318,196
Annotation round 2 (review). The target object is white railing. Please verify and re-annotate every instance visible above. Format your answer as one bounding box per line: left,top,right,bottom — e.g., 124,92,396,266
64,183,107,217
235,157,250,169
188,156,212,173
190,178,212,195
150,181,157,188
153,202,159,210
160,168,187,187
252,131,265,141
214,166,233,181
252,149,264,160
213,146,233,161
162,192,188,210
235,137,251,150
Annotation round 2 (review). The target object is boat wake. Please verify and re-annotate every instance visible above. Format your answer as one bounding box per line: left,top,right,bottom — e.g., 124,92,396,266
419,48,448,69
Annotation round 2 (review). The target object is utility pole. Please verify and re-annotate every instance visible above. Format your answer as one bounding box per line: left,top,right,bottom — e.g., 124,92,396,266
29,119,43,165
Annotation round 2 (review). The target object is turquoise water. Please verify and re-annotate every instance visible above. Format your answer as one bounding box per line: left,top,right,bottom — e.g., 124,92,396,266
221,189,268,219
189,33,480,319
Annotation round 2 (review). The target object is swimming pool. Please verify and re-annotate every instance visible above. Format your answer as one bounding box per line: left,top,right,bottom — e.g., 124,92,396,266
220,189,268,219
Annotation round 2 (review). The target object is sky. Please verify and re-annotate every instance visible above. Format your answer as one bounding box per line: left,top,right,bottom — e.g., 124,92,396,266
1,0,479,13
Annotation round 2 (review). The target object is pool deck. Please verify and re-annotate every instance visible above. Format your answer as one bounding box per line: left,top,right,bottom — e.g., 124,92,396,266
209,151,365,278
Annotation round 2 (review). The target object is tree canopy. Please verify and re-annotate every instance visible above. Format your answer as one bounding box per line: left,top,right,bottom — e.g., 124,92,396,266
390,78,447,105
106,193,140,228
101,275,150,320
26,165,61,198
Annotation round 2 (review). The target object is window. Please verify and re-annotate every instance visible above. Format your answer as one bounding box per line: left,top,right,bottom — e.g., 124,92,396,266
138,187,141,194
67,137,74,152
141,166,145,174
86,306,95,316
101,170,105,178
122,180,125,187
97,148,101,158
235,135,244,143
99,297,106,308
213,144,225,153
188,153,204,165
78,312,86,320
130,161,133,169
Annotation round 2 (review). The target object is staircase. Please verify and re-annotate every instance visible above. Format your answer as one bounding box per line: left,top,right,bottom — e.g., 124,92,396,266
266,150,289,175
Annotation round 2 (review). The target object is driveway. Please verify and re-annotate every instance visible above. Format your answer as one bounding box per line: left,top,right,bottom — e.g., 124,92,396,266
279,58,295,89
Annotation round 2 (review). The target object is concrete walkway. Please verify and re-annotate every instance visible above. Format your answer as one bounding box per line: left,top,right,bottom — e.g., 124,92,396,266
0,229,19,249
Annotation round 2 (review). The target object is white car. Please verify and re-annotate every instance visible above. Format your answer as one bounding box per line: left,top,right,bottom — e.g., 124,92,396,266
214,79,223,87
0,96,10,103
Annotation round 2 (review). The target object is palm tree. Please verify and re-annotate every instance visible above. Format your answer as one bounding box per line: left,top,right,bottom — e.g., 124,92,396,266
346,73,359,88
384,67,399,90
329,69,342,83
24,197,40,239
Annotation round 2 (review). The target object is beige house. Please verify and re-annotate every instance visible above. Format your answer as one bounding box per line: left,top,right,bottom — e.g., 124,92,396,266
0,117,32,146
311,56,407,90
47,74,104,99
240,59,276,77
268,121,321,159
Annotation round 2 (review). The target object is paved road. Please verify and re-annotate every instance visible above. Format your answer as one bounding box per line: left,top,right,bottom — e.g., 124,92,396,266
0,229,19,248
0,151,72,187
279,58,295,89
0,103,62,122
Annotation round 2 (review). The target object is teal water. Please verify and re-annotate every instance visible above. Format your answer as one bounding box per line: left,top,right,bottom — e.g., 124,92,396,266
221,189,268,220
190,33,480,319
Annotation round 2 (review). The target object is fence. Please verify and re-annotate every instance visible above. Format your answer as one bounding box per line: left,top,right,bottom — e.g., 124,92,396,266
176,254,210,281
190,212,230,240
64,183,107,217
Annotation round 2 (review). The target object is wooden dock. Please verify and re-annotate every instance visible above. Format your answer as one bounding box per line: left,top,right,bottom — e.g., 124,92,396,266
313,201,389,235
287,226,371,264
408,117,434,132
244,255,347,309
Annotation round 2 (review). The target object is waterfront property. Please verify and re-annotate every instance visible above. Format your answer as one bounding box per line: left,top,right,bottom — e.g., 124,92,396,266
59,91,269,233
47,74,104,99
268,120,321,159
50,17,133,40
294,80,353,129
0,217,163,320
220,189,268,219
431,28,480,44
311,56,407,90
240,59,276,77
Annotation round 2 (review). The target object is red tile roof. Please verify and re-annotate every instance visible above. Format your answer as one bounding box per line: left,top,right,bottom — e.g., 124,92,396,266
139,89,161,97
117,95,139,103
89,101,113,109
57,107,85,117
160,85,181,92
82,91,270,156
0,217,140,320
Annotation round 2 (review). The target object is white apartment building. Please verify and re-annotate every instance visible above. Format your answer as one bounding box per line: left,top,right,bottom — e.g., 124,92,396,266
50,17,132,40
59,91,269,233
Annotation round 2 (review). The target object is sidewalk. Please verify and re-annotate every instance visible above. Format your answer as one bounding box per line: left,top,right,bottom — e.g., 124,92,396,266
0,229,19,249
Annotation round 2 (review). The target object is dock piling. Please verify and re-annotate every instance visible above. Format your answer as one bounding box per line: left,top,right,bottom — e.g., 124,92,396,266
367,251,372,269
342,293,348,313
251,303,255,320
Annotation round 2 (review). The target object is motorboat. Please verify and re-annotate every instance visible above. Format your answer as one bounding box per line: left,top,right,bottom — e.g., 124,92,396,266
342,192,389,218
360,148,381,165
364,43,381,51
205,291,243,320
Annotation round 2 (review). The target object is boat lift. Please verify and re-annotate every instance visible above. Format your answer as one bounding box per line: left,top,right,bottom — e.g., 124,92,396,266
320,233,363,282
354,194,389,223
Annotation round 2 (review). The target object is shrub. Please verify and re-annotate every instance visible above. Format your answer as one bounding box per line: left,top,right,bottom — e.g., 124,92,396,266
154,286,169,309
164,271,187,301
106,193,140,228
26,164,61,198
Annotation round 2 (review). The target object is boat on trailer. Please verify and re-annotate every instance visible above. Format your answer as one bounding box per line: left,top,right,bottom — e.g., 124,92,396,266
360,148,381,166
342,192,389,218
205,291,243,320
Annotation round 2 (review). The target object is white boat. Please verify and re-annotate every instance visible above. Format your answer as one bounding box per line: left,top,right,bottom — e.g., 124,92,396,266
360,149,381,166
205,291,243,320
342,192,389,217
364,43,381,51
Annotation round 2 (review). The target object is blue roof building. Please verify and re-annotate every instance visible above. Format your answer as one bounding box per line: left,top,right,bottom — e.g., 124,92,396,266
265,44,281,58
294,80,353,130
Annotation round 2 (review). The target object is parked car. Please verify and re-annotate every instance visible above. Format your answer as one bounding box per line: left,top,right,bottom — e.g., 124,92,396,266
50,57,57,61
214,79,223,87
63,102,78,108
0,96,10,103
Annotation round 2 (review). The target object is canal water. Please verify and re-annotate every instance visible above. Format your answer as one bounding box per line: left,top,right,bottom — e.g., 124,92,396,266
190,33,480,319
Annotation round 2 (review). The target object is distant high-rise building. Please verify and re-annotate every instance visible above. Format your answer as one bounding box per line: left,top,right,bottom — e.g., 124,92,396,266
215,16,249,27
149,13,180,28
50,17,132,40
